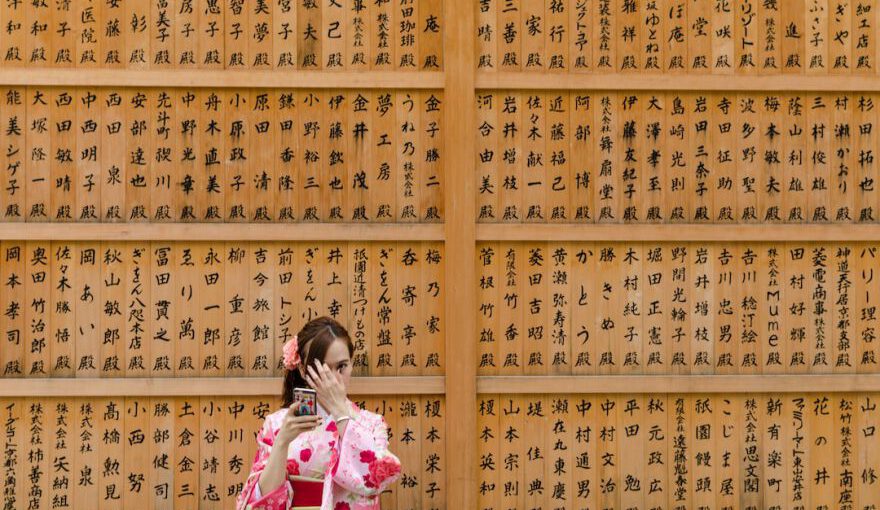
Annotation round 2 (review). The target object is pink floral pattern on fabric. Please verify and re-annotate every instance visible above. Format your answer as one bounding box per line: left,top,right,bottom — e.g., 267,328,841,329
250,482,290,510
235,404,401,510
366,456,401,488
358,450,376,464
330,447,341,476
330,410,402,502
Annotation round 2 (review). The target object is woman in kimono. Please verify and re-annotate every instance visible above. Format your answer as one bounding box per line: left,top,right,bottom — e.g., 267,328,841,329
236,317,402,510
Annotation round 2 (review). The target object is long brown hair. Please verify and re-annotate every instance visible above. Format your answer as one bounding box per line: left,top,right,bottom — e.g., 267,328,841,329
281,316,353,408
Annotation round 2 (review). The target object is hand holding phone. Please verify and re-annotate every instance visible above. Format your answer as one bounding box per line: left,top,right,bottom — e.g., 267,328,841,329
277,393,321,446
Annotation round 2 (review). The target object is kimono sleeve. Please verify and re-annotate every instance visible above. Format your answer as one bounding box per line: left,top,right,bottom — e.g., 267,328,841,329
235,416,295,510
332,410,402,498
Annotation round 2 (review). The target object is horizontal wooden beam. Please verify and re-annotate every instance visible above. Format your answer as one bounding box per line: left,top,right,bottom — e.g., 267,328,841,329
7,222,877,242
0,222,444,241
476,72,880,92
0,69,444,89
6,374,878,396
3,223,877,242
0,376,445,397
476,223,880,242
478,375,880,394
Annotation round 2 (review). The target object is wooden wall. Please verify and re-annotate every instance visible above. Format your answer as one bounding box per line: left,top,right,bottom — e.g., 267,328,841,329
470,0,880,508
3,1,880,510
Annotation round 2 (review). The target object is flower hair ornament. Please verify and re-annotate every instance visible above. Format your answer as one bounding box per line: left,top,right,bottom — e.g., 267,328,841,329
282,335,302,370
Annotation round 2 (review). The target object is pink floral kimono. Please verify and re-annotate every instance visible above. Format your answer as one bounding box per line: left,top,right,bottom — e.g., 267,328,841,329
236,401,401,510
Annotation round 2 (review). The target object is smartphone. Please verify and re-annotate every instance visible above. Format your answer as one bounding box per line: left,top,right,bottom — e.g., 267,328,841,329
292,387,317,416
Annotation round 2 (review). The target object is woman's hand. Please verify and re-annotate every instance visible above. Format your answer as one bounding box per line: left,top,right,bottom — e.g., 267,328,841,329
256,407,321,498
275,406,322,446
305,359,349,418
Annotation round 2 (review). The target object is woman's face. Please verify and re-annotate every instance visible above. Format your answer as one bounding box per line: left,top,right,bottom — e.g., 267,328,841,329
321,338,353,392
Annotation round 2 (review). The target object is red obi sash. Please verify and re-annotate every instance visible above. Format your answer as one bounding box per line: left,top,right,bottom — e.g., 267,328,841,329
289,475,323,508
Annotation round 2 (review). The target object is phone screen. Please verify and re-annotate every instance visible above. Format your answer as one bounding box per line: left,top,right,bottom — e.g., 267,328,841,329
292,388,317,416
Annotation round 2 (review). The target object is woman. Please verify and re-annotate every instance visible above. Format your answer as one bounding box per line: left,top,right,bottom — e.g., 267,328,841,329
236,317,402,510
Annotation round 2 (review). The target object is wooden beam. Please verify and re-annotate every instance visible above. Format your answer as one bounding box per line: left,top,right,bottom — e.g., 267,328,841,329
10,374,878,397
0,376,445,397
0,68,444,89
444,0,477,503
5,223,876,242
0,223,444,241
476,223,880,241
477,72,880,91
478,375,880,394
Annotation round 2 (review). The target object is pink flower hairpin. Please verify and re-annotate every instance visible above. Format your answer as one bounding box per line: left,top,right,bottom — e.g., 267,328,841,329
282,335,301,370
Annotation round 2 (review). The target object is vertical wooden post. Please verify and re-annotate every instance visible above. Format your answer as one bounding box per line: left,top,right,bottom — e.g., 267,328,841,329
444,0,476,504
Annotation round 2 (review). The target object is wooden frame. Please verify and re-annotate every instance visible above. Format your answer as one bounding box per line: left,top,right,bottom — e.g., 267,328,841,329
477,72,880,91
6,0,880,507
477,375,880,394
0,377,445,396
0,223,443,241
7,374,880,397
443,0,477,505
476,224,880,241
0,69,444,89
